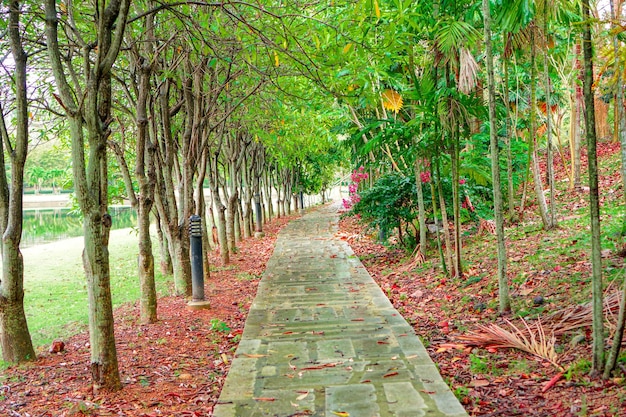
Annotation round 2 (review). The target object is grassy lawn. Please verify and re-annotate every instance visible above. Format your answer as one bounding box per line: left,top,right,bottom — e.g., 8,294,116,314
22,228,171,351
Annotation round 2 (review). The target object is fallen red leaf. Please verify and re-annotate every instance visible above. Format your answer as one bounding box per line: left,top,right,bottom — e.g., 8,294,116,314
542,372,564,393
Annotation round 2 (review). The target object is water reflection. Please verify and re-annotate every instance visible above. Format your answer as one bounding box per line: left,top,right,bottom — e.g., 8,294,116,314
21,207,137,248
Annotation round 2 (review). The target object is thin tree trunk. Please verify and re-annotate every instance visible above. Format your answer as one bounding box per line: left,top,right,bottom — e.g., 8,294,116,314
503,59,518,222
155,210,173,275
414,156,427,258
544,14,557,228
484,0,510,313
0,1,35,363
436,161,453,276
131,24,158,323
209,153,229,265
582,0,605,375
605,0,626,378
226,165,239,255
571,43,583,190
530,27,554,230
430,177,447,275
195,148,210,281
615,24,626,236
451,127,462,278
264,170,273,221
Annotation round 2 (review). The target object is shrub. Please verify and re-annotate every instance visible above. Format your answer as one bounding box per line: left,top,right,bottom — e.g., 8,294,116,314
351,172,417,248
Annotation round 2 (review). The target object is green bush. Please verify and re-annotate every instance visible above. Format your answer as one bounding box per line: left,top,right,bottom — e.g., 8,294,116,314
351,172,417,248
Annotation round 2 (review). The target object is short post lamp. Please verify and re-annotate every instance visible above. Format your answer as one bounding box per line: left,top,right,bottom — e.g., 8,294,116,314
187,215,211,310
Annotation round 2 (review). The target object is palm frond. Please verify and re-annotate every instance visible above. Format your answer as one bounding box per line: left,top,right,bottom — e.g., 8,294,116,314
434,19,481,55
458,48,478,94
459,318,561,369
460,292,624,369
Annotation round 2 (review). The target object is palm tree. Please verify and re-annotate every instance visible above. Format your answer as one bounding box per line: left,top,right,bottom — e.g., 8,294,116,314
581,0,604,375
483,0,511,313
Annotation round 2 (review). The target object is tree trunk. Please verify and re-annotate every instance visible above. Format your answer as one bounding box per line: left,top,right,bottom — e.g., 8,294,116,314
606,0,626,378
529,28,554,230
155,210,173,275
569,91,582,190
0,1,36,364
153,80,191,297
451,128,462,278
615,20,626,237
503,59,518,222
264,170,273,222
137,199,156,323
195,151,211,281
45,0,130,392
436,162,453,277
582,0,605,375
209,152,229,265
430,177,447,275
544,14,557,228
214,197,229,264
133,25,158,323
484,0,511,313
571,43,583,190
226,166,239,255
414,156,427,258
242,163,253,239
170,236,191,294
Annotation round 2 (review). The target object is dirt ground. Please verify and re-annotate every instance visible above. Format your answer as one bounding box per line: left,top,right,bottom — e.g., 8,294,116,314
1,214,297,417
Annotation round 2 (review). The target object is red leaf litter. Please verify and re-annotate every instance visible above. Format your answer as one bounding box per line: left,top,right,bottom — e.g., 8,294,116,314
0,214,298,417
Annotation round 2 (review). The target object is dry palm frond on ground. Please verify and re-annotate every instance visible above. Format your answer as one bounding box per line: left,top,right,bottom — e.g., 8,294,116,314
458,292,624,366
458,318,562,368
545,291,621,335
400,244,425,272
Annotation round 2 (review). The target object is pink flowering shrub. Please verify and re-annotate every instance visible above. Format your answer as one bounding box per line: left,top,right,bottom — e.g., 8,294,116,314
342,166,368,210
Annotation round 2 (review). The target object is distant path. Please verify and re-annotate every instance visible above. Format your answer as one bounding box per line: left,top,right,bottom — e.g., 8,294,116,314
214,203,468,417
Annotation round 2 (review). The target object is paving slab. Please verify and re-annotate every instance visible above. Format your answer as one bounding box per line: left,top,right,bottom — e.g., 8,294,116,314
214,204,468,417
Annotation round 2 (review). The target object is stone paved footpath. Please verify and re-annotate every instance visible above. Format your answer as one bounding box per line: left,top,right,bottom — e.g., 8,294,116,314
214,204,468,417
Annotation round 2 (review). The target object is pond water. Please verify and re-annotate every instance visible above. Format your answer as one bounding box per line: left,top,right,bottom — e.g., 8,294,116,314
21,206,137,248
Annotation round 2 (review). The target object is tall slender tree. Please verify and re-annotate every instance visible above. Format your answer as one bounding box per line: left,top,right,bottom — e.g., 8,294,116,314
581,0,604,375
45,0,131,392
0,0,36,364
605,0,626,379
483,0,511,313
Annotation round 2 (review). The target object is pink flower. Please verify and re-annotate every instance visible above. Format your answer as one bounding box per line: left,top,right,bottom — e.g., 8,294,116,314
420,171,431,183
459,179,466,185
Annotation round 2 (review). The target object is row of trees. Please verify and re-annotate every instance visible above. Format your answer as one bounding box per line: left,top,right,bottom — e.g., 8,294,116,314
0,0,350,391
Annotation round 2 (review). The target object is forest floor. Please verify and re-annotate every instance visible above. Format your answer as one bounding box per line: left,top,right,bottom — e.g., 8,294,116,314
337,140,626,416
0,214,298,417
2,142,626,417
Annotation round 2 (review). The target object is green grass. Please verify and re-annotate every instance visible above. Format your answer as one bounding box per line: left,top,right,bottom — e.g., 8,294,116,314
236,272,258,281
22,228,171,351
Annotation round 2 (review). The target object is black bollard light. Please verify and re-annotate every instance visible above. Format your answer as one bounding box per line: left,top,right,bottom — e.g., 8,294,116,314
187,215,210,309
